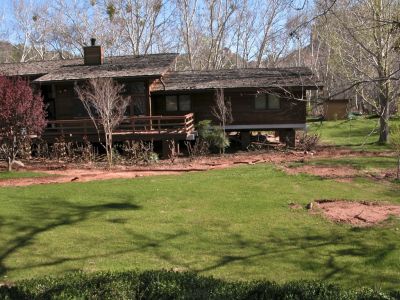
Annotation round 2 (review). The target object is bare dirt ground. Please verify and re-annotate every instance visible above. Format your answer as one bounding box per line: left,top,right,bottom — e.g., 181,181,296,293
0,150,305,187
0,147,396,187
282,146,398,181
312,200,400,227
284,165,359,179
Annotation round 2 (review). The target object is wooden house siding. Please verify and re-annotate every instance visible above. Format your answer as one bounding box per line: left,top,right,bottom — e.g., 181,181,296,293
40,78,152,120
151,89,306,129
0,52,321,149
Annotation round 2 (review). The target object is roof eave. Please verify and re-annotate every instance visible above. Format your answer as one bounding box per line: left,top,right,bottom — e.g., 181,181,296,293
151,84,324,93
33,74,164,84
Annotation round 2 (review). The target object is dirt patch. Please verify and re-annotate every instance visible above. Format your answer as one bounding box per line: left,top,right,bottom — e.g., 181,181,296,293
0,151,305,187
0,148,395,187
0,170,188,187
284,165,359,179
313,200,400,226
289,203,303,210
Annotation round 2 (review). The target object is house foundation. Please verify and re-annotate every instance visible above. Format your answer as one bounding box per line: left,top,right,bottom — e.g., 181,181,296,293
279,129,296,147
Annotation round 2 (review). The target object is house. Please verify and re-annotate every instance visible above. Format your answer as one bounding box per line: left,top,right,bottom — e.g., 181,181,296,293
323,99,349,120
0,41,321,156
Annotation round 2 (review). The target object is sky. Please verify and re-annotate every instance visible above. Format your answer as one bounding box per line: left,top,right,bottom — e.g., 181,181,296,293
0,0,314,56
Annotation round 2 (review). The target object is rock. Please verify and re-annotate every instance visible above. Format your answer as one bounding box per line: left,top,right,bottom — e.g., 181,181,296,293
71,177,79,182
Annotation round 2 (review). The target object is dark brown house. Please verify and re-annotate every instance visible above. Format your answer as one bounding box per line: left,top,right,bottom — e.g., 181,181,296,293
0,42,321,155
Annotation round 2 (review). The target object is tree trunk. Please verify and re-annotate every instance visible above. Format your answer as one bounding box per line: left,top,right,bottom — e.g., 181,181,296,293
106,132,113,169
379,114,389,144
378,87,390,144
7,157,12,172
397,155,400,180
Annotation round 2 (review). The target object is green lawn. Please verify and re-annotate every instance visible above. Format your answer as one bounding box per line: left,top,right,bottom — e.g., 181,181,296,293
0,165,399,290
308,117,400,151
294,156,397,171
0,171,50,180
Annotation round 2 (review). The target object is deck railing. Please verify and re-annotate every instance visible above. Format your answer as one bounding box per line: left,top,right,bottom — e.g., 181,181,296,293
44,113,195,137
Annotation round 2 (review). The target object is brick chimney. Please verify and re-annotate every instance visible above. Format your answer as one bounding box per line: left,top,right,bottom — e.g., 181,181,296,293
83,38,104,65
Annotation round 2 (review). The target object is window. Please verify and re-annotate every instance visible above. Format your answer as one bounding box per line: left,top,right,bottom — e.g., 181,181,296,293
166,95,178,111
131,82,146,93
72,99,87,117
255,94,267,110
165,95,191,112
254,93,280,110
179,95,191,111
268,94,280,109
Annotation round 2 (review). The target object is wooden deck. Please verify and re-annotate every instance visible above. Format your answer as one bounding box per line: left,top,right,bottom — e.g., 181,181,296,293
43,113,195,142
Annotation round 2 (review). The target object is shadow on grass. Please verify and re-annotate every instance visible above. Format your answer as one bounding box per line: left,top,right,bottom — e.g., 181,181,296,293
189,228,399,285
0,197,141,277
1,187,399,288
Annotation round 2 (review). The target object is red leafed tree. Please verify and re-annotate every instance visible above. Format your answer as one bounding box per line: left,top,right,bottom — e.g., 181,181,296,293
0,76,46,171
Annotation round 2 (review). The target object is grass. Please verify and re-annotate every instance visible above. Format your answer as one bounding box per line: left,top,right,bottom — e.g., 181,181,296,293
0,171,50,180
0,165,399,290
307,116,400,151
293,156,397,171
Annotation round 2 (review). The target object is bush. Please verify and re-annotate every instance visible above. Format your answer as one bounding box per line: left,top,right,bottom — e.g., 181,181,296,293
197,120,230,154
122,141,158,165
0,270,398,300
298,133,320,152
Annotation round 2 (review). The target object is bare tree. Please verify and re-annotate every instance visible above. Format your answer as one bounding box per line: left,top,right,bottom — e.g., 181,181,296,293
211,88,233,131
204,0,237,69
10,0,54,62
103,0,171,55
391,124,400,180
75,78,131,168
46,0,119,58
314,0,400,143
175,0,199,69
253,0,290,68
176,0,239,70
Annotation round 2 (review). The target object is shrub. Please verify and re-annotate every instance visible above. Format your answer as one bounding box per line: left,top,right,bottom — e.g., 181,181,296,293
298,133,320,152
122,141,158,165
185,139,209,160
0,270,398,300
197,120,230,154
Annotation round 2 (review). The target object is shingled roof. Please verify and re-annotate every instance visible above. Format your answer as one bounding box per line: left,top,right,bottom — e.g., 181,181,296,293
152,67,321,92
0,59,81,77
0,53,178,82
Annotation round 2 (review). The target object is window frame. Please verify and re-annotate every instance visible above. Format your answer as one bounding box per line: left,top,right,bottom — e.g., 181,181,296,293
254,93,281,111
178,95,191,111
165,95,179,112
164,95,192,112
254,94,268,110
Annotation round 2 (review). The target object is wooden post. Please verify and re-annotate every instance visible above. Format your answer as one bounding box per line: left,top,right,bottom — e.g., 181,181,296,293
147,80,153,130
240,131,251,150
